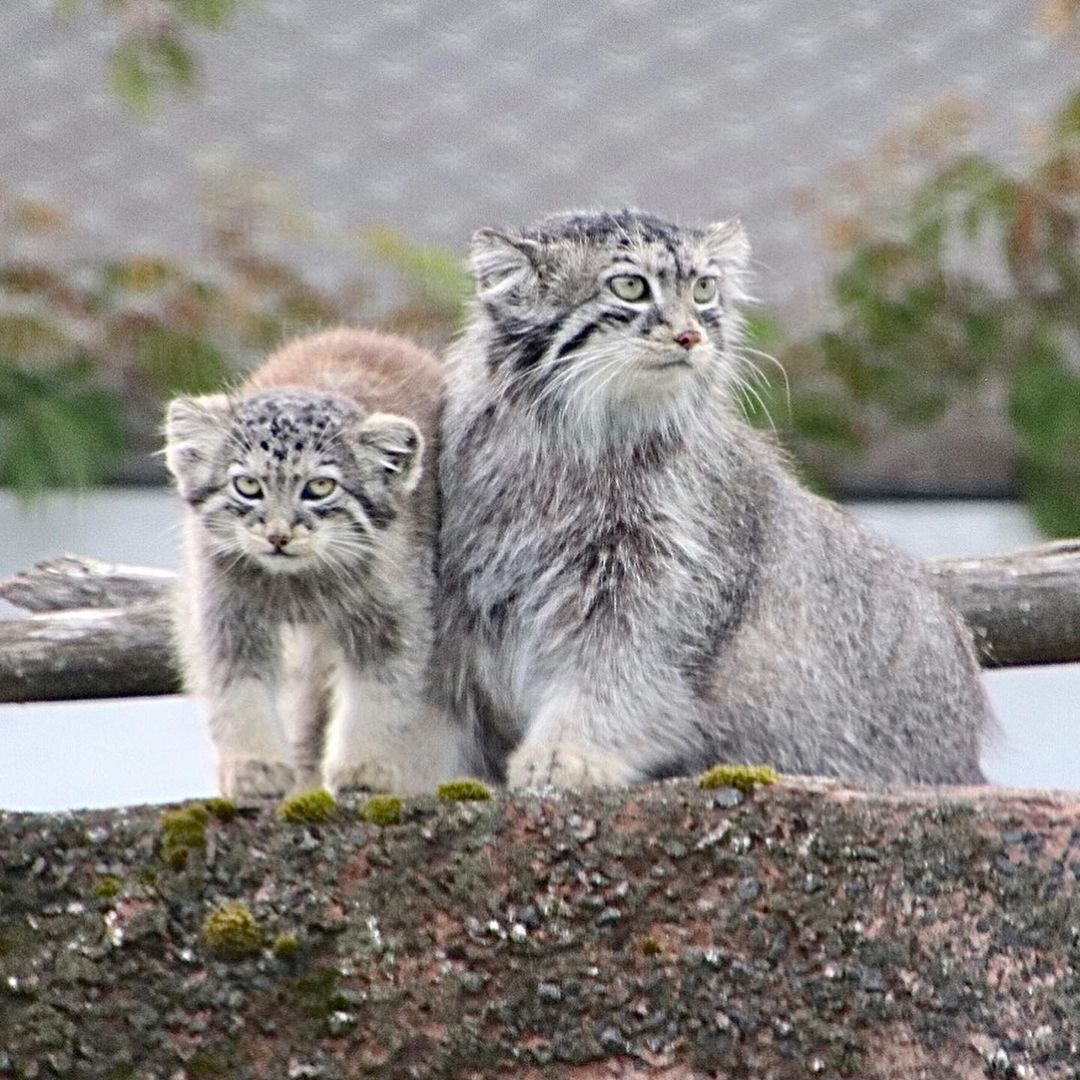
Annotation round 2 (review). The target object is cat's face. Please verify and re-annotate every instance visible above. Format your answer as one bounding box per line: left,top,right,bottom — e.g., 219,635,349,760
468,210,750,439
165,390,422,575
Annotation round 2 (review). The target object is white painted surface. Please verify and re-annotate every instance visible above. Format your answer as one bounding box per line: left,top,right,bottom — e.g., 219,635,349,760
0,492,1076,810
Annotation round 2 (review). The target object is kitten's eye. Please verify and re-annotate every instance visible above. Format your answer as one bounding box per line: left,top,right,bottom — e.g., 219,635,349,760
609,274,650,302
692,277,718,304
232,475,263,499
301,477,337,500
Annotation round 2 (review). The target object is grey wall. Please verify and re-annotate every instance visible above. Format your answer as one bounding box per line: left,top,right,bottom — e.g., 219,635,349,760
2,0,1074,316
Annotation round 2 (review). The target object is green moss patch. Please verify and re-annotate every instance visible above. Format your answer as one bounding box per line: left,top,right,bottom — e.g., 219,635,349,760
160,804,210,868
698,763,779,793
202,797,238,822
437,778,494,803
91,874,122,900
359,794,402,826
200,900,263,959
277,788,338,825
272,933,300,959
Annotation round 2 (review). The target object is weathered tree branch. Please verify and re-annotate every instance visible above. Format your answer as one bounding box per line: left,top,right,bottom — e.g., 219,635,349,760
0,602,179,703
0,555,177,613
925,539,1080,668
1,542,1078,703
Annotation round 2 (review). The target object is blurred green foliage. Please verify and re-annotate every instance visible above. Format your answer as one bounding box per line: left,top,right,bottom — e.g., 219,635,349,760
0,182,467,493
57,0,243,114
11,5,1080,531
745,89,1080,536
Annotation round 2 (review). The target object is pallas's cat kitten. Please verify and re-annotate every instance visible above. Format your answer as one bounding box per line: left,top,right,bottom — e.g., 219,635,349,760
438,209,992,789
165,328,464,799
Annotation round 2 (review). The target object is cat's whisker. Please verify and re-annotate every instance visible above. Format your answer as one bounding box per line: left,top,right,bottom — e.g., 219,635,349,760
736,345,791,415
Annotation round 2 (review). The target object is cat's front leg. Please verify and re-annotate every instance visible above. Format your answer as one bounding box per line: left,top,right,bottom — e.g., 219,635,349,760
505,689,643,791
324,664,465,795
323,668,412,795
279,624,334,792
205,675,295,799
178,597,293,799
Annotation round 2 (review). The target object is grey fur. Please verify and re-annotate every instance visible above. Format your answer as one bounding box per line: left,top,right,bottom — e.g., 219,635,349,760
437,209,992,789
165,333,464,799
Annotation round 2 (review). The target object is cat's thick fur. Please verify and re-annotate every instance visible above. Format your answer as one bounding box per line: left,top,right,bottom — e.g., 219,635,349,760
165,328,464,799
437,209,992,789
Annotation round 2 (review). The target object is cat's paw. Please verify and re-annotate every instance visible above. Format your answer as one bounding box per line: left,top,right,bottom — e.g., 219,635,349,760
219,758,295,800
324,756,403,796
506,740,638,791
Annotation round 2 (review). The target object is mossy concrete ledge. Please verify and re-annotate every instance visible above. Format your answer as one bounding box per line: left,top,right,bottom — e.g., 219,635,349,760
1,778,1079,1079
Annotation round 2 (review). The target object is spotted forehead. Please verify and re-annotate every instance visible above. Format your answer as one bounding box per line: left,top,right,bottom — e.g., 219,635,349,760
232,392,356,461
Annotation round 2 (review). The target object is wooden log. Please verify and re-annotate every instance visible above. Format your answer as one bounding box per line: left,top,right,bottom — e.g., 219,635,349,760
0,555,175,612
0,602,180,703
926,539,1080,668
0,542,1078,703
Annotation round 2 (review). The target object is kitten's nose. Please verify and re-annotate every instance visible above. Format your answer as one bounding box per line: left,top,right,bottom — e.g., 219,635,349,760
674,329,703,350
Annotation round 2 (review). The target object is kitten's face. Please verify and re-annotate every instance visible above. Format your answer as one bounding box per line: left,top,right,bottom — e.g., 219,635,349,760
165,391,422,575
469,210,750,439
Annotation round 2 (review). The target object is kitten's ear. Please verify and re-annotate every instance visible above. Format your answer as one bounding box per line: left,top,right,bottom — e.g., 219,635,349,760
469,228,542,302
163,394,232,499
704,218,751,274
355,413,424,496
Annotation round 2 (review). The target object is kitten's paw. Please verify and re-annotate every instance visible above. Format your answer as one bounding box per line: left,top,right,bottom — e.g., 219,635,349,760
506,740,638,791
324,756,403,796
219,758,295,800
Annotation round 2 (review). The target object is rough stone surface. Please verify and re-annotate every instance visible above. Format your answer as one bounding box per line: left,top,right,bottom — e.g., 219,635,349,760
2,778,1080,1078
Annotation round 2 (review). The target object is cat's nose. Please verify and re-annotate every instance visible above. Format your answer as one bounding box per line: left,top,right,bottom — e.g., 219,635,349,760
266,528,290,551
674,329,702,350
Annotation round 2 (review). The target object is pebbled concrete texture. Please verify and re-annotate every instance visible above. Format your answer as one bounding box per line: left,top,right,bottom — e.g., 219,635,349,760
2,776,1079,1078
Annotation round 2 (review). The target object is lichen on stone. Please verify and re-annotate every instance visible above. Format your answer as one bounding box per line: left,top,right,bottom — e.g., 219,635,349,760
200,900,263,959
437,778,494,803
277,787,338,825
160,804,209,868
698,763,779,793
359,794,402,826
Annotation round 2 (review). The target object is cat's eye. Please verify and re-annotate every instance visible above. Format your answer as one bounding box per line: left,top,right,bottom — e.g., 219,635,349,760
692,277,719,304
301,477,337,500
232,475,263,499
609,274,650,302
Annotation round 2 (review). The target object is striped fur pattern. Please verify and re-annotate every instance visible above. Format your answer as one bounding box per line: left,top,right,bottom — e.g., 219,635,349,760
165,328,465,799
438,209,992,789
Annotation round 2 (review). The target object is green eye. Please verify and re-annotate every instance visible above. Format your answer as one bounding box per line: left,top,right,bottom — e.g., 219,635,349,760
301,477,337,500
693,277,718,303
232,475,263,499
609,274,649,302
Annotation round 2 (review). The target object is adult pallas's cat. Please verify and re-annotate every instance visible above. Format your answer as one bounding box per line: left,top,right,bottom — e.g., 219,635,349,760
437,209,992,789
165,328,464,799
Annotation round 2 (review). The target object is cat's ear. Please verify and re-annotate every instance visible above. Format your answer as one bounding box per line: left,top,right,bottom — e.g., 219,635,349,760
703,218,751,301
355,413,424,496
163,394,233,500
469,228,543,303
703,218,750,273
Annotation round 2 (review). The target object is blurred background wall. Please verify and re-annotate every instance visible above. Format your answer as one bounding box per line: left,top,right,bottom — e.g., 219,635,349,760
2,0,1078,505
4,0,1073,313
1,0,1077,805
